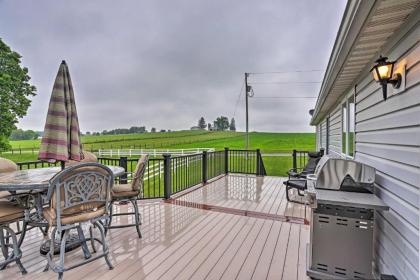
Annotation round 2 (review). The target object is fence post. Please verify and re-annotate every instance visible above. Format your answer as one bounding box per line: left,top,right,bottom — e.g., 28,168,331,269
202,151,207,184
119,157,128,184
292,149,297,171
163,154,172,199
224,147,229,174
256,149,261,176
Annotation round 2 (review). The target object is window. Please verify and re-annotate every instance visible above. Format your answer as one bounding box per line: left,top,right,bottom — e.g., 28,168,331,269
341,94,355,157
348,95,355,157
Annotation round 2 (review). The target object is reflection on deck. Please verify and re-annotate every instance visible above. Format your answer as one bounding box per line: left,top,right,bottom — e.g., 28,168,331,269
2,175,310,280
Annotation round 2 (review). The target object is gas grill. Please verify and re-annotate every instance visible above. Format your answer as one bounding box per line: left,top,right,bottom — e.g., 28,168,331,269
305,156,389,279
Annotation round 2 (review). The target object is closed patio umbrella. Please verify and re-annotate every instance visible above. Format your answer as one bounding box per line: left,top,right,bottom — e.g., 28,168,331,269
38,60,83,169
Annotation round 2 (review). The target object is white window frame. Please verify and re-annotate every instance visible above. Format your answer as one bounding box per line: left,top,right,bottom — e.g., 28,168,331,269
341,92,355,159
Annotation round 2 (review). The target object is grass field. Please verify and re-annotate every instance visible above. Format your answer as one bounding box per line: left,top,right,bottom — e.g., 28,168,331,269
2,131,315,176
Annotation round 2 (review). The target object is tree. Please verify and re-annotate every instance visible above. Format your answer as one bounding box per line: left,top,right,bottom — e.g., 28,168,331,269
229,118,236,131
207,123,212,131
151,127,156,133
198,117,206,129
0,38,36,150
213,116,229,131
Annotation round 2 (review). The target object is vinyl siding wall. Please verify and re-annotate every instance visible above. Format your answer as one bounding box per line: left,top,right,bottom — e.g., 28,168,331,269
319,22,420,279
328,106,342,157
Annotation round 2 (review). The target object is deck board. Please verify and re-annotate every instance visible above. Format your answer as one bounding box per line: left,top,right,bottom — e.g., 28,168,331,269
0,175,309,280
176,175,308,222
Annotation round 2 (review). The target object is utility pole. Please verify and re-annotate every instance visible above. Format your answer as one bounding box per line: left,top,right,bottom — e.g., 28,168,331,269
245,72,249,151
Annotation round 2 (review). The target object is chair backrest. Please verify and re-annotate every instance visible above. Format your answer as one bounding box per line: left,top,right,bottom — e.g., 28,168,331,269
65,151,98,167
131,155,149,192
0,158,17,173
302,151,324,173
47,163,113,221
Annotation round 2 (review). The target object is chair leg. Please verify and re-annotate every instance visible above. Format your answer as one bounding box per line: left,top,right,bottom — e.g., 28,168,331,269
285,184,291,202
1,226,27,275
0,228,8,263
17,221,27,248
131,199,142,239
77,225,91,259
105,202,113,236
57,230,69,278
95,221,113,270
44,227,57,272
89,225,97,253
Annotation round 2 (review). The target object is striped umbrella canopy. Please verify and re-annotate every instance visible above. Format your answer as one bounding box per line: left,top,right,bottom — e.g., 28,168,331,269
38,60,83,164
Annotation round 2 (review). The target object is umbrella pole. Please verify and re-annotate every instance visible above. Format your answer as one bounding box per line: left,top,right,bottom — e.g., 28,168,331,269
61,161,65,170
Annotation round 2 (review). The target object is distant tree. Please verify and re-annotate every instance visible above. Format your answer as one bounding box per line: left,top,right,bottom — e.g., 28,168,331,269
85,131,91,135
9,129,38,140
207,123,212,131
229,118,236,131
102,130,108,135
0,38,37,150
151,127,156,133
198,117,206,129
160,129,166,132
213,116,229,131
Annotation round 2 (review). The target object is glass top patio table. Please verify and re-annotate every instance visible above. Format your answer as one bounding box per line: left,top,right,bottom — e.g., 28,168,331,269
0,165,125,191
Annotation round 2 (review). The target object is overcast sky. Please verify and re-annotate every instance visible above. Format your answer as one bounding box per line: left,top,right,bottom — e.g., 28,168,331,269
0,0,346,133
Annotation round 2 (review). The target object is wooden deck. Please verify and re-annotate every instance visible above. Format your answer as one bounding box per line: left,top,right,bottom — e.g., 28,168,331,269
0,175,310,280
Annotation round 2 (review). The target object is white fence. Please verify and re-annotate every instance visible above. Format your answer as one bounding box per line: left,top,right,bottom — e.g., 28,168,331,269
98,148,215,157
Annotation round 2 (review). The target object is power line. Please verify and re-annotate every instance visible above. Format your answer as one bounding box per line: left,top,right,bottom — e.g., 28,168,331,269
232,83,244,118
253,96,317,99
248,69,323,75
248,81,321,84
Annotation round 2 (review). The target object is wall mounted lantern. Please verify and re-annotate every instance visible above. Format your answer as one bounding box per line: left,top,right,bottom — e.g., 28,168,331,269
370,55,401,100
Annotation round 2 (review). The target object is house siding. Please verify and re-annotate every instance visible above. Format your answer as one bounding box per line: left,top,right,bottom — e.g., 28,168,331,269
327,106,342,157
320,120,327,150
317,22,420,280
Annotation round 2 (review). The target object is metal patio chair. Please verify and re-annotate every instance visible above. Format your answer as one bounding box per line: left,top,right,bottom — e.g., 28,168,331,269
283,150,323,204
43,163,114,280
0,158,18,199
107,155,148,239
0,200,27,274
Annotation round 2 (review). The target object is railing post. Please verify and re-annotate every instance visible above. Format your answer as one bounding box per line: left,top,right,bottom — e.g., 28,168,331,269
163,154,172,199
119,157,128,184
256,149,261,176
292,149,297,171
224,147,229,174
202,151,207,184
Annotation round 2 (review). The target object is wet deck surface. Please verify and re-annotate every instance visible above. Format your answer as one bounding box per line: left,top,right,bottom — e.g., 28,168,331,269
0,175,310,280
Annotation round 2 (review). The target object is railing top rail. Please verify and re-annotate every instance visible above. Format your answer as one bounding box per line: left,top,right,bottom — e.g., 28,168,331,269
228,149,258,152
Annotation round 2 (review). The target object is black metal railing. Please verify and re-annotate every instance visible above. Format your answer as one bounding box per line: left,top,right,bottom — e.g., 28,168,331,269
98,157,165,199
17,160,60,170
170,153,203,195
205,150,225,181
15,148,266,200
227,149,266,175
291,148,324,171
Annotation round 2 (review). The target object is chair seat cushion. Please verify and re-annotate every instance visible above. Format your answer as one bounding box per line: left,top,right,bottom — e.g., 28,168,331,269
284,179,307,190
43,206,105,225
0,201,25,223
0,191,11,199
111,184,139,198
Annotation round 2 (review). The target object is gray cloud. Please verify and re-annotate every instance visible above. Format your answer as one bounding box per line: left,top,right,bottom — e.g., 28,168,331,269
0,0,346,133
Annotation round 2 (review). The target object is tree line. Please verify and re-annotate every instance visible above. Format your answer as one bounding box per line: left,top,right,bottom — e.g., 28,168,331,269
86,126,170,136
197,116,236,131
